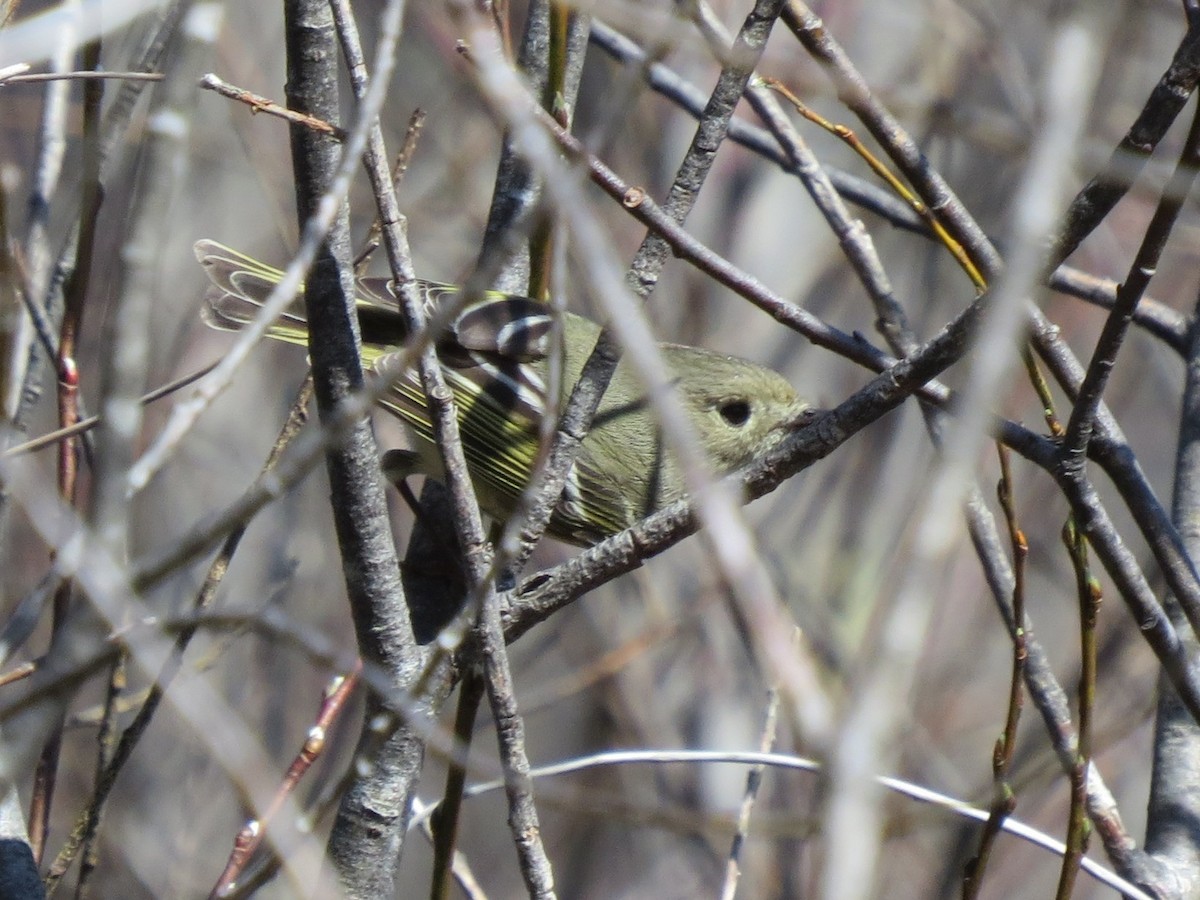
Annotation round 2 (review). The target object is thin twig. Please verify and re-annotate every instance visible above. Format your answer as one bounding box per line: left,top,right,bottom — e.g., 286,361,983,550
68,12,213,885
199,72,347,140
340,0,558,891
410,748,1154,900
210,664,361,898
720,684,782,900
1060,98,1200,462
962,449,1027,899
789,1,1200,642
353,108,426,274
2,361,220,457
430,675,485,900
0,70,163,84
1056,522,1100,899
29,31,104,867
3,461,332,900
588,20,1191,354
44,377,315,891
1052,19,1200,263
126,0,416,494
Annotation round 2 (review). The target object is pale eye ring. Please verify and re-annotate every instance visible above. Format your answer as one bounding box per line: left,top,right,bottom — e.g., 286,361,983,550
718,399,752,427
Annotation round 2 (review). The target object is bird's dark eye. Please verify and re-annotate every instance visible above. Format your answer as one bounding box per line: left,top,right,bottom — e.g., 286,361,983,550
718,399,752,427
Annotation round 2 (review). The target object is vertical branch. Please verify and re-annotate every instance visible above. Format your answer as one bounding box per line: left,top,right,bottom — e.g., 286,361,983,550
1056,521,1099,899
429,676,485,900
0,189,18,426
1145,289,1200,890
8,26,72,441
29,33,104,866
1052,19,1200,264
509,0,787,572
332,2,558,892
477,0,589,295
766,32,1148,877
46,382,313,893
962,448,1027,899
525,0,576,302
720,684,781,900
1061,101,1200,464
7,2,187,471
818,10,1111,899
464,0,838,750
788,0,1200,632
44,6,219,889
963,492,1153,885
281,1,415,896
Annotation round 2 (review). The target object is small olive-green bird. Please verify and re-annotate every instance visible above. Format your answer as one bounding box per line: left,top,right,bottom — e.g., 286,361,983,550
196,240,815,546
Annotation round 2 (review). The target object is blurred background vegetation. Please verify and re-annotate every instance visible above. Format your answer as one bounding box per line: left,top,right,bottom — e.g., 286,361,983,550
1,0,1195,897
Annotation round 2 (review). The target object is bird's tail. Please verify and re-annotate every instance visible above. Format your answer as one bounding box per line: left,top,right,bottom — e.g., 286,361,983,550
194,239,310,347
